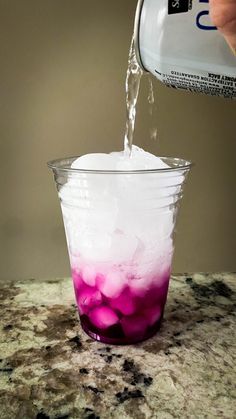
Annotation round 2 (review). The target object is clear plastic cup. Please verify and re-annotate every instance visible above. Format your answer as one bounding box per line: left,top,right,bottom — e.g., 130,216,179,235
48,156,191,344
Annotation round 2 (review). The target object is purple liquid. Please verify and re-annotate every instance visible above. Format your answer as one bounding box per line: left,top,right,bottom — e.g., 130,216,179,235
72,266,170,344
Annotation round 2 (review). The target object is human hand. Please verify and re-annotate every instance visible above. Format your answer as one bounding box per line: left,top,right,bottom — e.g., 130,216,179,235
210,0,236,54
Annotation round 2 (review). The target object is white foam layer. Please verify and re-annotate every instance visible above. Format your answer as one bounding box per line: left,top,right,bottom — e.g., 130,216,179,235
71,146,169,171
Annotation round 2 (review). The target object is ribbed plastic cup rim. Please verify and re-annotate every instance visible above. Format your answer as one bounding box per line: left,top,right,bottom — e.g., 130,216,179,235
47,156,193,175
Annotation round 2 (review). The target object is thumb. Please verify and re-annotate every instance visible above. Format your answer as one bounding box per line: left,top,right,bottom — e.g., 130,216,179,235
209,0,236,54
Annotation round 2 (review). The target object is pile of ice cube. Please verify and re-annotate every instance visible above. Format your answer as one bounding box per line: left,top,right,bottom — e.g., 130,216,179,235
59,146,182,272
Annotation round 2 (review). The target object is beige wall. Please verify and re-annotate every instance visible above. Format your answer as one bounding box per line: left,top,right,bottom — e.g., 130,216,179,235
0,0,235,281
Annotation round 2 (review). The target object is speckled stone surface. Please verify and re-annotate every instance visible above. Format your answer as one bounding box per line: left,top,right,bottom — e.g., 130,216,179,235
0,273,235,419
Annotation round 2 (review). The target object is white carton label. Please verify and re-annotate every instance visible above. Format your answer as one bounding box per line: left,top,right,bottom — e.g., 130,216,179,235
138,0,236,98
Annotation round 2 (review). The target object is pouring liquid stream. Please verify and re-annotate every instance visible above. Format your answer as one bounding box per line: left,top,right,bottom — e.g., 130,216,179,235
124,39,143,156
148,76,158,142
124,39,157,156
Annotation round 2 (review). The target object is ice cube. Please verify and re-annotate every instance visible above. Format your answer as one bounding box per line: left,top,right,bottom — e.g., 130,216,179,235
59,146,183,270
78,285,102,314
128,275,153,297
82,265,97,287
143,305,162,327
96,271,126,299
110,288,136,316
129,270,169,306
110,230,138,262
153,270,171,289
89,306,119,329
72,269,83,291
121,314,148,338
77,231,113,262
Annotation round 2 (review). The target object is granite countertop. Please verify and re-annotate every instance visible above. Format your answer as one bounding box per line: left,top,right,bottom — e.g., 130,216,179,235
0,273,235,419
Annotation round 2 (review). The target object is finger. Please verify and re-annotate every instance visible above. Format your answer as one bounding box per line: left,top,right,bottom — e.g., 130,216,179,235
209,0,236,54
